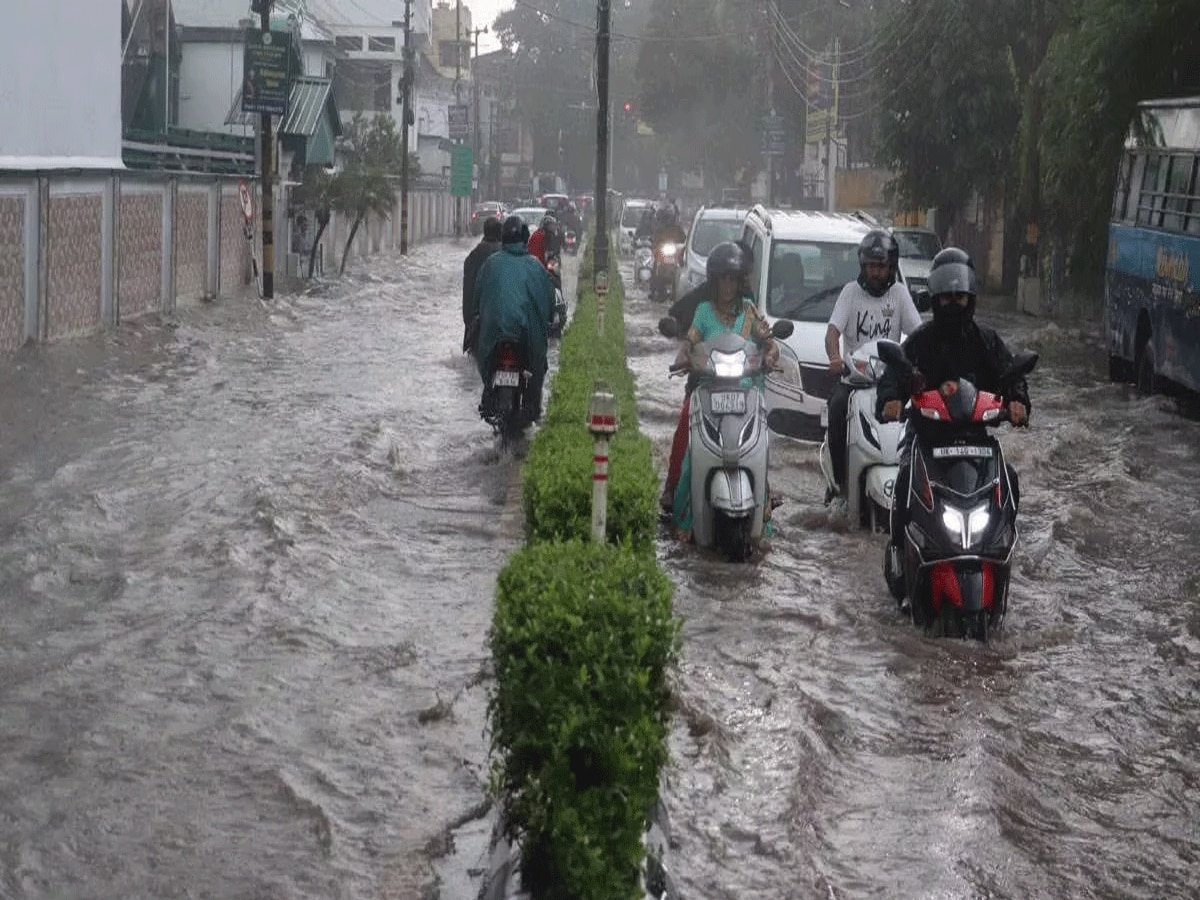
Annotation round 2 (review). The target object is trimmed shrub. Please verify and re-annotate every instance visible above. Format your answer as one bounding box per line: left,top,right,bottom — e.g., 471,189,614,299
523,246,658,551
488,540,679,900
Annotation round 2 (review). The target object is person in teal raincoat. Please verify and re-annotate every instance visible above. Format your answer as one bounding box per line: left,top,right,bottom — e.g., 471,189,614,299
474,215,555,420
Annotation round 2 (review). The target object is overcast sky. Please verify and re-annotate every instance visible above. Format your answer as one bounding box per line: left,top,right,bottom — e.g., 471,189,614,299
464,0,511,52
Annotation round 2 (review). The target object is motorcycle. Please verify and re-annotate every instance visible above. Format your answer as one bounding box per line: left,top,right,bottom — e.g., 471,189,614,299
634,237,654,292
660,315,795,562
480,339,533,450
546,256,568,338
651,241,680,303
563,229,579,255
876,340,1038,641
817,340,905,530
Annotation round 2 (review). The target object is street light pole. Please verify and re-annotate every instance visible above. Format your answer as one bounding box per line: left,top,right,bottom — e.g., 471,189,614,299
453,0,463,237
470,25,488,206
593,0,611,292
400,0,414,254
256,0,275,299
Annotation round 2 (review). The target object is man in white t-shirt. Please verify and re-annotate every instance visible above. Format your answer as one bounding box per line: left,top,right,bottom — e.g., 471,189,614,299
823,229,922,502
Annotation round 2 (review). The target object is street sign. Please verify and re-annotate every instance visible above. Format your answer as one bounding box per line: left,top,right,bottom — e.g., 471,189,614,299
451,145,474,197
238,180,254,222
242,30,291,116
762,113,786,156
448,104,470,140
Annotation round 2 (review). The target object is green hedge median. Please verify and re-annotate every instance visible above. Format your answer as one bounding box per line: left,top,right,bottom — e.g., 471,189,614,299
485,237,679,899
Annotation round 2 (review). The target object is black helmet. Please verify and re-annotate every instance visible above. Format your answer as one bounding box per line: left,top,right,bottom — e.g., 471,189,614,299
706,241,750,282
501,215,526,245
927,247,978,335
482,216,502,242
540,213,558,234
856,229,899,297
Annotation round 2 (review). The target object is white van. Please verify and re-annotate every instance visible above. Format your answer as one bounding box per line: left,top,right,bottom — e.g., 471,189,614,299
741,205,906,441
618,199,653,256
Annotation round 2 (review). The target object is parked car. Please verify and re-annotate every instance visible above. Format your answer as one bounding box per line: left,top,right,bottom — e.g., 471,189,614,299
890,225,942,296
469,201,507,236
675,206,749,298
741,205,908,442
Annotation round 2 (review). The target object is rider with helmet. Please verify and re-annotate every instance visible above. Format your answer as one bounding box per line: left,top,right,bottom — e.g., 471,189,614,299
527,213,560,268
650,205,687,300
875,247,1031,565
660,240,762,513
824,228,923,506
473,215,556,422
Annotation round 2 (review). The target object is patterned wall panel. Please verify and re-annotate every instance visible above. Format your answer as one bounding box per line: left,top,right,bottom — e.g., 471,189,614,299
220,193,249,293
119,191,163,319
0,195,25,355
176,191,208,299
0,196,25,352
47,194,102,340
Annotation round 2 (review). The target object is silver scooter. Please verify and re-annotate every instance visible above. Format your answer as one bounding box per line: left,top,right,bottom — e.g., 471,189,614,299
818,339,904,530
661,315,794,561
634,238,654,292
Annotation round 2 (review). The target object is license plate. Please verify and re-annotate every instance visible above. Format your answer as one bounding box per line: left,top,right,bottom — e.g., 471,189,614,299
932,445,993,458
820,405,829,428
711,391,746,415
492,370,520,388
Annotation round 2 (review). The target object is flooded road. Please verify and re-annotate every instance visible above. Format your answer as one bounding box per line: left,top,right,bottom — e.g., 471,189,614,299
622,268,1200,899
0,240,547,899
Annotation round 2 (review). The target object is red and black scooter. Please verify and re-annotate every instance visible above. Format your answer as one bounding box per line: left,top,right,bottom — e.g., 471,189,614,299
877,340,1038,641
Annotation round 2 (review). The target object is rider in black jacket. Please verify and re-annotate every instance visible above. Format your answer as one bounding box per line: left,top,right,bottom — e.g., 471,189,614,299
876,248,1031,556
462,216,503,353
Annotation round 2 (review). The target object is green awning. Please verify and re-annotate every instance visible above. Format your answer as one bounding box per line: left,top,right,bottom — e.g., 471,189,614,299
280,77,337,138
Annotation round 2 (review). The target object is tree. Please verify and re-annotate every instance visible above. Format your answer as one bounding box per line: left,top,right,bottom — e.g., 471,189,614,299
1041,0,1200,287
332,112,416,275
292,165,335,279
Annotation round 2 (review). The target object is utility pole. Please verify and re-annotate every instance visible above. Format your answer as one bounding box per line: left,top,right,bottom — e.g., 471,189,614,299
766,0,776,207
825,37,840,213
470,25,488,205
453,0,463,237
256,0,275,299
593,0,612,292
400,0,414,254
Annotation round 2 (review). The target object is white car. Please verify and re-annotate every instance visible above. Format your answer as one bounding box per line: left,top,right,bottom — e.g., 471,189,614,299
891,225,942,297
740,205,908,442
617,199,653,256
675,206,749,298
510,207,552,231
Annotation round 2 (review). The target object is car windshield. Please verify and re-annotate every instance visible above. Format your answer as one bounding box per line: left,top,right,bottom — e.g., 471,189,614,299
690,217,745,256
621,205,649,228
893,230,942,259
765,240,861,322
513,209,549,227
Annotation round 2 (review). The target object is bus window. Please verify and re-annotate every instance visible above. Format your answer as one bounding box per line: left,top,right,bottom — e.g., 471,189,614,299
1161,155,1197,232
1136,154,1168,226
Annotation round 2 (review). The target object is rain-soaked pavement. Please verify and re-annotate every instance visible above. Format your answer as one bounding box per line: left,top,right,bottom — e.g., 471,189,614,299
2,237,1198,900
0,239,549,900
620,262,1200,899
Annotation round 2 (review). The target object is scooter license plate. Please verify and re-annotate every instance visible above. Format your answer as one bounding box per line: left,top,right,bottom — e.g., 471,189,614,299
711,391,746,415
492,370,520,388
932,445,993,458
820,405,829,428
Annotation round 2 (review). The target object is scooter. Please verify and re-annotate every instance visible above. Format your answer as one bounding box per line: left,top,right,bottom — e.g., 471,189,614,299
651,241,679,303
634,238,654,292
563,229,579,255
817,340,904,530
660,315,794,562
480,338,533,451
876,340,1038,641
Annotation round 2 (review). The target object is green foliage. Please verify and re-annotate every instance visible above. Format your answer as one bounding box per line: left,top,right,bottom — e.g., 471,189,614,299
488,539,679,900
872,0,1022,216
523,244,658,550
634,0,763,187
1041,0,1200,286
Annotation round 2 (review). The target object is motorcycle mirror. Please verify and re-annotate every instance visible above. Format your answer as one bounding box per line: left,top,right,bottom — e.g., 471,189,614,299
1003,350,1039,380
876,340,909,371
770,319,794,339
658,316,680,339
913,289,933,313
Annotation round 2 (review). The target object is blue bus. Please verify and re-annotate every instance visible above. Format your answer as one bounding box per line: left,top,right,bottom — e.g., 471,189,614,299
1106,97,1200,396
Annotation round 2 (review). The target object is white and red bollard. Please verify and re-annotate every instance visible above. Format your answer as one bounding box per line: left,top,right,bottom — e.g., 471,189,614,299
588,384,618,542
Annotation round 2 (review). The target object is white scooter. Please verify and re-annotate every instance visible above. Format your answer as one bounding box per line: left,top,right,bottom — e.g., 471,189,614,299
661,315,794,561
818,339,905,530
634,237,654,292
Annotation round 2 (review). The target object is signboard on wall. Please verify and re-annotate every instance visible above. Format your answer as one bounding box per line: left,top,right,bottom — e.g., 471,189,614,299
448,104,471,140
242,30,292,116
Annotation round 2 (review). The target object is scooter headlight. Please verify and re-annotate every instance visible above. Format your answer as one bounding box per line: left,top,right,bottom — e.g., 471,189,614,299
941,503,991,549
659,242,678,260
710,349,746,378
